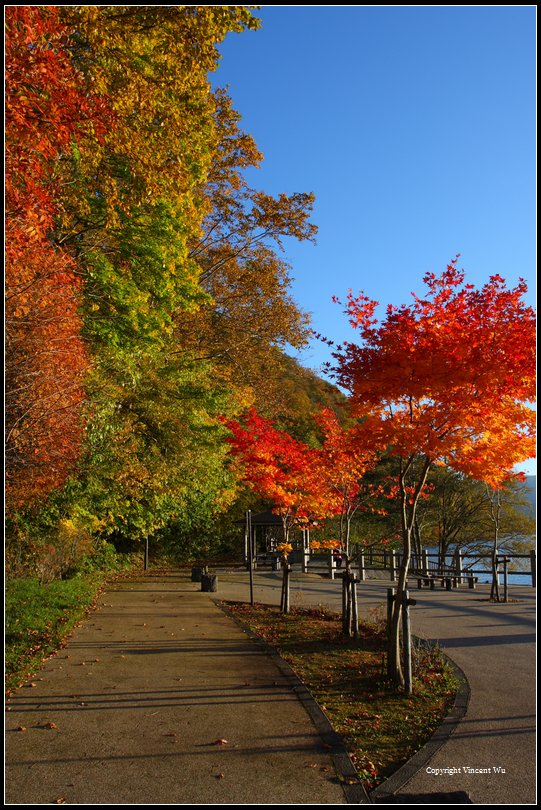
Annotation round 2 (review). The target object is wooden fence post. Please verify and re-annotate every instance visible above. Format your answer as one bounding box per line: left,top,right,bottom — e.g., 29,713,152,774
421,549,429,577
502,556,509,603
358,549,365,581
390,550,396,580
454,547,463,583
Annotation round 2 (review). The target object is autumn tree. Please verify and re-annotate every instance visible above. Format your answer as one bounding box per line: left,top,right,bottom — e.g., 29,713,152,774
480,481,535,601
223,409,336,610
173,88,317,414
53,5,318,550
5,6,109,512
408,465,535,569
6,5,324,578
330,260,536,688
32,6,263,550
312,407,382,555
224,409,332,542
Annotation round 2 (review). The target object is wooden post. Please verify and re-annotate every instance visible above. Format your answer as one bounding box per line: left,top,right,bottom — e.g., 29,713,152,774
351,575,359,639
421,549,429,576
390,550,396,580
387,587,395,648
144,536,149,571
341,572,348,634
302,528,310,573
247,510,254,606
454,547,463,583
329,552,335,580
530,549,536,587
358,549,365,581
401,591,413,695
282,564,291,613
502,556,509,603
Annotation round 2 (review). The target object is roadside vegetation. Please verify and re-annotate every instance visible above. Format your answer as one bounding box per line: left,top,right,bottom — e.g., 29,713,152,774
5,549,136,694
225,600,461,792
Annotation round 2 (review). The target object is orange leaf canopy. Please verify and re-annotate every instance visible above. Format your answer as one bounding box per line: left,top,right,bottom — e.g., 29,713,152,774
331,261,536,487
223,409,333,526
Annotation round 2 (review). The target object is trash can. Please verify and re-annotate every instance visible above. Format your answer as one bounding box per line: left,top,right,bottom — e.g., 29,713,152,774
191,566,204,582
201,573,218,592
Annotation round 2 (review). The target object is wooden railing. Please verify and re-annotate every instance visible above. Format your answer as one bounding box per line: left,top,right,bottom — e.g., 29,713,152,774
354,547,536,587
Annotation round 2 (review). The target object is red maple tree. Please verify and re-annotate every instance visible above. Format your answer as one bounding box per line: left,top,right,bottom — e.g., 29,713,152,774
331,260,536,687
224,408,332,542
312,406,384,556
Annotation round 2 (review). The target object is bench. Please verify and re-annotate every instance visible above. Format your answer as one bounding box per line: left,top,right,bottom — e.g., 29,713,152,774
254,553,281,571
417,575,456,591
417,574,479,590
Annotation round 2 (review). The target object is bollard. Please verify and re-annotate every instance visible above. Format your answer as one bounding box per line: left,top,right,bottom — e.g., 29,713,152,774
201,573,218,592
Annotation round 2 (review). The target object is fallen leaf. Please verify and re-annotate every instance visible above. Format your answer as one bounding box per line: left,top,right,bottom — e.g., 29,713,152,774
210,738,229,745
215,773,225,780
54,798,66,804
44,722,58,729
17,726,27,732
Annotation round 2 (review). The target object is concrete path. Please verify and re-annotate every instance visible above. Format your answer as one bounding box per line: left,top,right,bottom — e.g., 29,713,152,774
5,569,536,805
5,572,352,805
216,570,536,805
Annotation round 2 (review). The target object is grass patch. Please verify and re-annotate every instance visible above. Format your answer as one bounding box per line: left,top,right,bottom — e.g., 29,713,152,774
5,574,109,694
225,601,459,792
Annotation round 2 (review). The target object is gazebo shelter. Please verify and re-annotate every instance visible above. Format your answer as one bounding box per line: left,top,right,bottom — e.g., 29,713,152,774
240,509,312,568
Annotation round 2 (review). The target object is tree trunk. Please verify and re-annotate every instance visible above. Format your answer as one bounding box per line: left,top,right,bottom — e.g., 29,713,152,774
487,486,502,602
387,455,431,689
387,531,411,687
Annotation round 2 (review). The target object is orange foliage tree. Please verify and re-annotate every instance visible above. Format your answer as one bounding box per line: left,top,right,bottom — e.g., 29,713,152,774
312,406,384,556
5,7,108,512
330,260,536,687
223,408,336,611
223,408,332,543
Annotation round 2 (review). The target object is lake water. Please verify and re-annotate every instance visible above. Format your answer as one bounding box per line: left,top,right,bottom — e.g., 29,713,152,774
424,546,534,586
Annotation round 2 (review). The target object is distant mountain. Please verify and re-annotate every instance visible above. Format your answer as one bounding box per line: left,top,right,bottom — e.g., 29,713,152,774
523,475,536,513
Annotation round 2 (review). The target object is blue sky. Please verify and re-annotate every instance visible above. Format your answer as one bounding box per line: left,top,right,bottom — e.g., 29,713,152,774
212,5,536,474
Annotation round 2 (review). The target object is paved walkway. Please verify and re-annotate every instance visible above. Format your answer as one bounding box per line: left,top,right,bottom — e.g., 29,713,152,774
216,570,536,805
5,573,350,805
5,569,536,805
